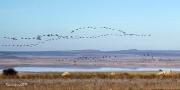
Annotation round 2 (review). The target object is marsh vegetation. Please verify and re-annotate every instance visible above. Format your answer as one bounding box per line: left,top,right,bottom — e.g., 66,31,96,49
1,71,180,90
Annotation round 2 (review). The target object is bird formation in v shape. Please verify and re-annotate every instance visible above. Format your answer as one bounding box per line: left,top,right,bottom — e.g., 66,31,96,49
0,26,151,47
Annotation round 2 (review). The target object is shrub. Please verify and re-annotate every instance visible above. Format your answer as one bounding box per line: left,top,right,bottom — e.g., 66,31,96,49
2,68,18,76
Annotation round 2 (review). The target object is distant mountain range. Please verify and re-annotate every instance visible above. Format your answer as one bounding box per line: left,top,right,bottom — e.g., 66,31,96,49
1,49,180,57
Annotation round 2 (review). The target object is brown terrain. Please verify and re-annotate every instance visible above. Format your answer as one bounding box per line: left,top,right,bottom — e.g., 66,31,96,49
0,55,180,67
0,71,180,90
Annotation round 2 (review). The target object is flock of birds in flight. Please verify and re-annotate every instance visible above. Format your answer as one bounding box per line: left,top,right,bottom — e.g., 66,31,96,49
0,26,151,47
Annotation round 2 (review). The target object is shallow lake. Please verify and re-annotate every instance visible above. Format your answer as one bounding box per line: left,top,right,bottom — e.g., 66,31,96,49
1,64,180,72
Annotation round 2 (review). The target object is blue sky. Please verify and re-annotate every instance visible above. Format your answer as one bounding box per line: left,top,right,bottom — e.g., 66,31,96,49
0,0,180,51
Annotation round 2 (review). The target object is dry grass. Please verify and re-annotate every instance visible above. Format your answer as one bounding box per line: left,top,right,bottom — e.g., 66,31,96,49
1,71,180,90
1,79,180,90
1,71,180,79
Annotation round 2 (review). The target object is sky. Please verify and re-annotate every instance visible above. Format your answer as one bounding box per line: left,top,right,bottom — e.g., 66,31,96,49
0,0,180,51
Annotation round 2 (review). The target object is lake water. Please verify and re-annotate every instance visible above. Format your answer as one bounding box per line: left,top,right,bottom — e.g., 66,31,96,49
1,64,180,72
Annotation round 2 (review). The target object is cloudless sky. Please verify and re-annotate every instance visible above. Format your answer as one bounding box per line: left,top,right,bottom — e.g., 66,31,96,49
0,0,180,51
